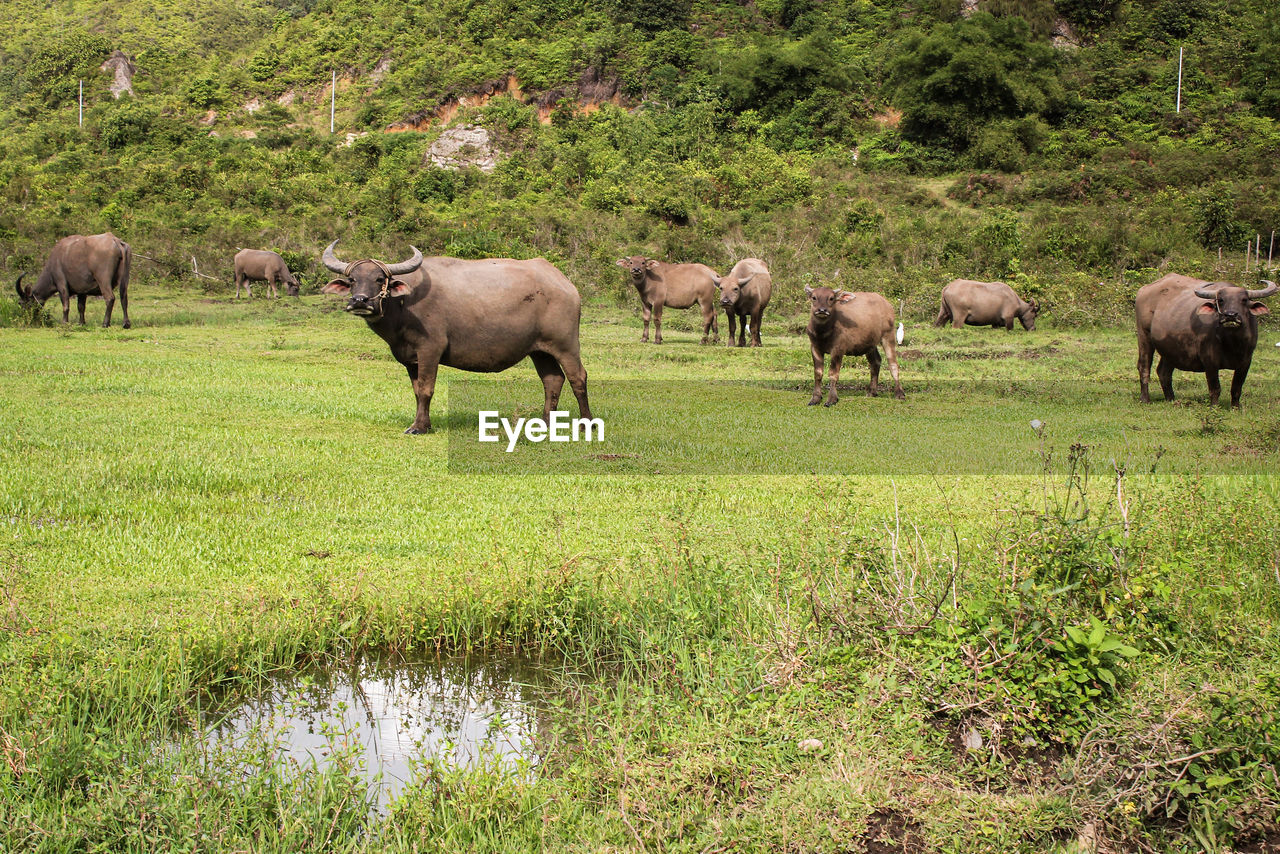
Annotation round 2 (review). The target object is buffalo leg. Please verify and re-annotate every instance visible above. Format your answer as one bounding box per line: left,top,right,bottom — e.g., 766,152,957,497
53,275,71,324
77,294,88,325
1205,369,1222,407
545,349,591,419
808,345,825,406
652,303,664,345
934,301,950,327
530,352,567,418
98,278,116,328
882,335,905,399
737,312,747,348
1229,363,1250,408
406,359,439,434
725,311,737,347
866,347,882,396
952,311,967,330
640,301,652,342
118,278,130,329
699,300,715,345
1137,334,1154,403
749,309,763,347
825,353,843,407
267,275,278,299
1156,356,1175,401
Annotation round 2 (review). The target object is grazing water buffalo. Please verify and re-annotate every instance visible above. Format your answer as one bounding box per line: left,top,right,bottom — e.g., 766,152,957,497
934,279,1038,331
1136,273,1276,408
15,232,131,328
321,241,591,434
234,249,299,298
805,285,904,406
616,256,719,344
716,258,773,347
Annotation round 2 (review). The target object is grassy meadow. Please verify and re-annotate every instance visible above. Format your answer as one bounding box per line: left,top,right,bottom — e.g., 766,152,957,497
2,281,1279,852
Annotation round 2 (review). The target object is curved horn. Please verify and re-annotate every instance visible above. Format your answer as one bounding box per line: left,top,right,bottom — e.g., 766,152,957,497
321,240,347,274
386,246,423,276
1247,280,1278,300
14,272,25,300
1193,287,1220,299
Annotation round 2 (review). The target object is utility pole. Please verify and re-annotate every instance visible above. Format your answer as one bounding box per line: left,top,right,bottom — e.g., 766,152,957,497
79,80,83,127
330,69,336,134
1176,47,1183,113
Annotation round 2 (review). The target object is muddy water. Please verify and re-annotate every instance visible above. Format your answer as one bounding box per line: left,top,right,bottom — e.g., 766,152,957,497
204,652,553,808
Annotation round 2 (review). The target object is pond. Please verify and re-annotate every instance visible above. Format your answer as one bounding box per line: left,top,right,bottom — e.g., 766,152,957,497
201,651,554,809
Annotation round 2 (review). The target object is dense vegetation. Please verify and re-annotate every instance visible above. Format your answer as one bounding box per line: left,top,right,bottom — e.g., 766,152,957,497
2,1,1279,852
0,0,1277,322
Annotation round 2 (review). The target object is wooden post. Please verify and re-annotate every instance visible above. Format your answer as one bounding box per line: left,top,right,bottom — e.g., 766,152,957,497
78,80,83,127
1268,230,1274,270
330,70,336,134
1246,241,1251,273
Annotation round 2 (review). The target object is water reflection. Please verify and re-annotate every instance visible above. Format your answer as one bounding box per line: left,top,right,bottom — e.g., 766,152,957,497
204,652,548,808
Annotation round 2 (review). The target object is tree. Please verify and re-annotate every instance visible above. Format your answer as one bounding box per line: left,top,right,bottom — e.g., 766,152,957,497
887,13,1066,151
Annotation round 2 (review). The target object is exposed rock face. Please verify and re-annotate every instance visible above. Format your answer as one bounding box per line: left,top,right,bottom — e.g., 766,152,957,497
427,125,497,173
276,90,296,106
1052,18,1081,49
370,56,392,82
100,51,135,99
244,97,262,114
959,0,979,15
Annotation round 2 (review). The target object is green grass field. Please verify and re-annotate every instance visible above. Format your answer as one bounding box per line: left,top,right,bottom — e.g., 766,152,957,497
1,282,1278,852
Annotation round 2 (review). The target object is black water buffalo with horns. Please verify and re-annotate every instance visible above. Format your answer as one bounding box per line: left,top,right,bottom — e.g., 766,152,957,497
1136,273,1276,407
321,241,591,433
15,232,132,328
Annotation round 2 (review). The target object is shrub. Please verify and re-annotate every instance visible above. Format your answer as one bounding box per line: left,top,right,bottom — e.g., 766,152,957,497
1192,190,1246,250
185,77,222,110
98,100,156,149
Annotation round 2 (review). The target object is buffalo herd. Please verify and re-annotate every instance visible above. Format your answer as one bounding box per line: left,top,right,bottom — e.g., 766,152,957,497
10,231,1277,429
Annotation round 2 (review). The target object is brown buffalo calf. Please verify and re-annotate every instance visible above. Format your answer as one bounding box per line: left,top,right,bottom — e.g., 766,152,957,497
805,285,904,407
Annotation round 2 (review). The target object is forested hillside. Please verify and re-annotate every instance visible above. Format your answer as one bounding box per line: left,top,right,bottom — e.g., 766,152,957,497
1,0,1277,321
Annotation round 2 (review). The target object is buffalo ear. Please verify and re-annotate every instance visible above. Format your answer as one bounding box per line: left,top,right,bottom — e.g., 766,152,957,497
836,291,856,303
615,258,627,267
804,285,814,296
1196,302,1217,315
387,279,413,298
321,280,351,295
643,259,660,270
1249,301,1270,316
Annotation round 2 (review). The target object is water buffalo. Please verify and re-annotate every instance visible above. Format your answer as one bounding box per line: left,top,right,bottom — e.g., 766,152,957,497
321,241,591,434
1136,273,1276,408
934,279,1038,331
805,285,904,406
716,258,773,347
15,232,131,328
234,249,299,298
616,256,719,344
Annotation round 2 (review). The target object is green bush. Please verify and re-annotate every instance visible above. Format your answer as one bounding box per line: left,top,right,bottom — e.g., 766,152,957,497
98,100,156,149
